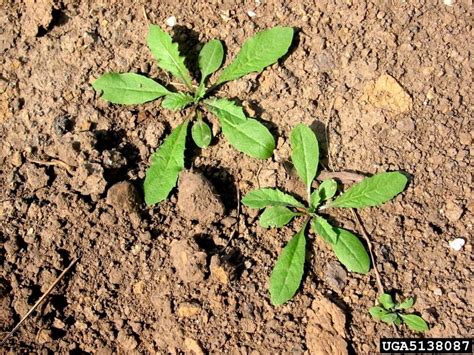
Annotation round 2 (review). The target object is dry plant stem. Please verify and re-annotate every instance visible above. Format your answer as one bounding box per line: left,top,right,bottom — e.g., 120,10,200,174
316,170,365,184
26,157,74,175
1,257,79,346
324,97,336,171
351,209,384,295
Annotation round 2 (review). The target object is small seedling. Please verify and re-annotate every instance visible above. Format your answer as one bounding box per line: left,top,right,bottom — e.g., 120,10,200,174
242,124,408,305
92,25,294,205
370,293,429,332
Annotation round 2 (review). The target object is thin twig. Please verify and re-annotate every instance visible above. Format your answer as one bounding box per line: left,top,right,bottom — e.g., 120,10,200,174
315,170,365,184
1,257,79,346
142,6,149,25
324,97,336,171
351,209,384,295
26,157,75,175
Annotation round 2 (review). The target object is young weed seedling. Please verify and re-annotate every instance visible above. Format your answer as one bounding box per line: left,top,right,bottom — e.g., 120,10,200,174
92,25,294,205
242,124,408,305
370,293,429,332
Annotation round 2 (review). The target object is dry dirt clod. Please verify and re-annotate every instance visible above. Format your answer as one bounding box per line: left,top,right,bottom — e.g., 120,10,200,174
106,181,140,214
25,165,49,190
209,255,234,285
177,301,202,318
177,171,224,224
170,239,207,283
324,261,347,292
36,328,53,345
444,200,464,222
361,73,413,114
117,331,138,351
306,294,348,355
184,337,204,355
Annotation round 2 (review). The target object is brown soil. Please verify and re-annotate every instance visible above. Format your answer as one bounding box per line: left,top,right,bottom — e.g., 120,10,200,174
1,1,472,353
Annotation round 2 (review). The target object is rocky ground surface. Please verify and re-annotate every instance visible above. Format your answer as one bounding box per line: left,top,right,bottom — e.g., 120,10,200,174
1,0,472,353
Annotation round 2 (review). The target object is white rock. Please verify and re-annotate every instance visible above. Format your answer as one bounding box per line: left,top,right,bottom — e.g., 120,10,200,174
165,16,176,27
443,0,455,5
247,10,256,17
448,238,465,251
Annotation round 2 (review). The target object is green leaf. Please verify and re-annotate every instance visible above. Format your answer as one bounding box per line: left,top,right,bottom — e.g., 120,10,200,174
318,179,338,200
310,190,321,208
311,216,338,244
369,306,388,320
242,188,304,209
216,27,294,85
396,297,415,310
260,206,299,228
161,92,194,110
144,121,188,205
380,312,398,324
310,179,338,208
199,39,224,84
147,25,193,88
290,124,319,189
191,120,212,148
379,293,396,310
195,83,206,100
400,314,429,332
329,172,408,208
92,73,170,105
206,99,275,159
332,228,370,274
269,224,307,305
205,98,247,125
220,118,275,159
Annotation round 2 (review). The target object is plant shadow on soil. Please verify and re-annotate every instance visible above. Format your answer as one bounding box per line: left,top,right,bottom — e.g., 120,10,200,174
194,233,245,281
171,26,204,81
304,237,357,355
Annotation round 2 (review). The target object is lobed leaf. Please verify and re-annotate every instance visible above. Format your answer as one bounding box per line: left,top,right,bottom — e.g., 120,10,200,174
329,172,408,208
260,206,299,228
191,120,212,148
206,99,274,159
92,73,170,105
400,314,429,332
290,124,319,190
379,293,396,310
311,216,338,244
269,224,307,305
369,306,388,320
161,92,194,110
310,179,338,208
147,25,193,87
242,188,304,209
318,179,338,201
331,228,370,274
380,313,398,324
205,98,246,124
220,118,275,159
199,39,224,84
396,297,415,310
144,121,188,205
216,27,294,85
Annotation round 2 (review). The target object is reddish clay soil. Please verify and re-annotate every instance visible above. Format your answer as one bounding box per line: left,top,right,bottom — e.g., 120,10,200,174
1,1,472,353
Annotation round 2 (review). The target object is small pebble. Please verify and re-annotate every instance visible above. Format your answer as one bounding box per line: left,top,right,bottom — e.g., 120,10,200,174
443,0,455,5
448,238,465,251
165,16,176,27
247,10,256,17
433,288,443,296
